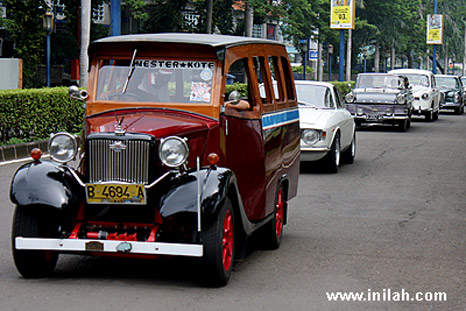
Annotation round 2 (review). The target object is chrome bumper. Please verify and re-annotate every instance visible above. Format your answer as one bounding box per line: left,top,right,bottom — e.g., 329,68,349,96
353,115,409,121
15,237,204,257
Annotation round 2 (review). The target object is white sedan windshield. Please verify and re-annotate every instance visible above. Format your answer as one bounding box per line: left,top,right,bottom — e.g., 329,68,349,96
296,85,333,108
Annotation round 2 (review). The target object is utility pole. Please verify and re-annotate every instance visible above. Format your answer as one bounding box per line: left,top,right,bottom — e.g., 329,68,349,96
110,0,121,36
318,42,323,81
206,0,213,34
79,0,91,88
374,43,380,72
245,2,253,37
463,20,466,75
339,30,345,81
444,43,448,74
346,29,352,81
432,0,438,73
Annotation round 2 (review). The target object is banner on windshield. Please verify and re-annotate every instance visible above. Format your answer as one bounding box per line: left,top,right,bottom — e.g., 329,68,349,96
427,14,443,45
330,0,355,30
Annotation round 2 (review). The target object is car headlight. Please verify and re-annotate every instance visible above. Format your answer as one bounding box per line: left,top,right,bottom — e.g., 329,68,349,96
396,94,405,104
357,106,364,114
301,129,321,146
454,93,460,102
422,93,429,100
159,136,189,168
345,93,355,103
48,132,78,163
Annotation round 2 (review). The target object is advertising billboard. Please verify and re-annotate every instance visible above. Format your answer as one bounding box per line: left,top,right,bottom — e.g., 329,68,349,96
427,14,443,45
330,0,356,30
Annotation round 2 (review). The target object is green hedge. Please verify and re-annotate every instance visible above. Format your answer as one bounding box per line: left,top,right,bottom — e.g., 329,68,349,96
330,81,355,97
225,83,249,98
0,87,84,145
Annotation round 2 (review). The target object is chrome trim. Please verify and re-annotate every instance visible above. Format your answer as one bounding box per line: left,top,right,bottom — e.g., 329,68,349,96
197,157,201,232
158,136,189,168
300,147,331,152
15,237,203,257
48,132,78,164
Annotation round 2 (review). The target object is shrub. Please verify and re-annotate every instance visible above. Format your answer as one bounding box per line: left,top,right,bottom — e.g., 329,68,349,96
0,87,84,144
225,83,248,97
330,81,355,97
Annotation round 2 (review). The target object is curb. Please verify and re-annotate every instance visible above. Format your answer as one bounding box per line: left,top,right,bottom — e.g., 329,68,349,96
0,140,48,163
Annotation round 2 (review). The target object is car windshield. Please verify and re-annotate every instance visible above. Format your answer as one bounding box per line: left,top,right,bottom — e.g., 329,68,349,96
357,75,402,89
402,74,430,87
96,58,215,104
295,84,333,108
436,77,460,90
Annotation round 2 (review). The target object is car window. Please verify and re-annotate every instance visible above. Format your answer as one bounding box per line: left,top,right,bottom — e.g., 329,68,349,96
403,74,430,87
225,58,250,99
436,77,460,90
268,56,284,101
280,57,295,101
333,87,342,108
96,58,215,104
296,84,332,108
252,56,271,105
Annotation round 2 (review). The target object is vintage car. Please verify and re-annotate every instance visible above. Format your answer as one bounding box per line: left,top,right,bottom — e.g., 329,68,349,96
345,73,413,131
435,74,464,114
10,34,300,286
388,69,441,121
296,81,355,173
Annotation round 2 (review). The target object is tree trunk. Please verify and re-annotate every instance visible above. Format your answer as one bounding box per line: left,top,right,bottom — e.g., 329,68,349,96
80,0,91,88
374,43,380,72
206,0,213,34
318,42,323,81
346,29,352,81
245,2,254,37
408,53,413,68
391,43,395,70
444,43,448,74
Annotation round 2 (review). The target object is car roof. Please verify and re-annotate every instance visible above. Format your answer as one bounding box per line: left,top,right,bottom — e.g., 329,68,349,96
294,80,334,88
435,74,459,78
388,69,433,76
357,73,398,76
91,33,283,49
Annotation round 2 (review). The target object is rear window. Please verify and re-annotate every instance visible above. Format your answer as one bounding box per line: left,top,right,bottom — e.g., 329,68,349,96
96,58,215,104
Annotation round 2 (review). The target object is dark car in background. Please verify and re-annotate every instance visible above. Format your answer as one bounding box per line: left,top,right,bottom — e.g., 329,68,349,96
345,73,413,131
435,75,464,114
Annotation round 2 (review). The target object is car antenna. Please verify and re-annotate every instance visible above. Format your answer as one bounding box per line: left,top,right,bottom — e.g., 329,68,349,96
121,49,138,94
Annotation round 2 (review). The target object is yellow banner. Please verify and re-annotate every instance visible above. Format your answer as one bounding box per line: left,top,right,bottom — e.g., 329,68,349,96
427,29,441,43
332,6,351,25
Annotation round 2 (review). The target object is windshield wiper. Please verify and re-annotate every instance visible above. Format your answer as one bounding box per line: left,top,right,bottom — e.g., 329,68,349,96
121,49,138,94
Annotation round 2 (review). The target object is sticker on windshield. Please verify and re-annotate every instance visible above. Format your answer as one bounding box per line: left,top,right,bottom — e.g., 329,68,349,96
133,60,214,70
200,68,213,81
190,82,211,102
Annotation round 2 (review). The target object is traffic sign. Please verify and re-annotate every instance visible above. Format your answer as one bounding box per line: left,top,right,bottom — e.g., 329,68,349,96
309,50,318,60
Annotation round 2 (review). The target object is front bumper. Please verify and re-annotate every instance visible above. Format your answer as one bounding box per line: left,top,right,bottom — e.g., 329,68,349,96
352,114,409,124
15,237,203,257
300,148,330,162
440,101,461,109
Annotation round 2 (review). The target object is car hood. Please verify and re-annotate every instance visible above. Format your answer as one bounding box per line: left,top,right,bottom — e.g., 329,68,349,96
411,85,430,96
299,108,334,129
86,108,219,168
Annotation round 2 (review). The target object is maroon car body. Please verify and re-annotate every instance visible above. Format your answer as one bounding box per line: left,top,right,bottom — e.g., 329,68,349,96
10,34,300,285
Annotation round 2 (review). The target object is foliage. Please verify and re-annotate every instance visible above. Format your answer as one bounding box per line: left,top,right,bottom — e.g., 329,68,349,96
292,65,313,74
330,81,355,97
0,87,84,144
225,83,249,98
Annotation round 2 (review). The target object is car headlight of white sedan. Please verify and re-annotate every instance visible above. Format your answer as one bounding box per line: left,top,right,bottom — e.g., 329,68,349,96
48,132,78,163
301,129,324,146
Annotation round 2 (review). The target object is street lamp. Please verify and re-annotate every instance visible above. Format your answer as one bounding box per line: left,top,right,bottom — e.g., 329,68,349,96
43,11,54,87
363,48,368,73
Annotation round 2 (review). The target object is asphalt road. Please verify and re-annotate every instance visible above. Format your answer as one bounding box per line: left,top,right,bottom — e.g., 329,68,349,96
0,113,465,311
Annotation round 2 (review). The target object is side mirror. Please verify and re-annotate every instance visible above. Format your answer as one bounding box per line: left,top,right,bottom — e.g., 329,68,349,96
69,85,88,101
228,90,241,101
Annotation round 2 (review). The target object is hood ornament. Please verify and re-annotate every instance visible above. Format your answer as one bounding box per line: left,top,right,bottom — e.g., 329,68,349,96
115,116,126,136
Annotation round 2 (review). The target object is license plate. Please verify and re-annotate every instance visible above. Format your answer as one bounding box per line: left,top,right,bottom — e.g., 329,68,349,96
86,183,146,205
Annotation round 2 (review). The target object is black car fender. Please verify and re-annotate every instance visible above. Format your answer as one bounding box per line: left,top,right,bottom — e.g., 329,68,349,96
10,160,84,211
159,167,268,236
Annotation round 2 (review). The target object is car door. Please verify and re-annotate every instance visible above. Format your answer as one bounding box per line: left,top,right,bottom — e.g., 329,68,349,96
332,86,353,148
431,75,440,110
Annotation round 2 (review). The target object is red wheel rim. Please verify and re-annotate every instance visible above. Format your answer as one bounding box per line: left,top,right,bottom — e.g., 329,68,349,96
275,189,284,238
222,209,233,271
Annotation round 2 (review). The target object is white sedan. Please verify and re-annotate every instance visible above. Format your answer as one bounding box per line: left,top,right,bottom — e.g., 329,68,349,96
297,81,356,173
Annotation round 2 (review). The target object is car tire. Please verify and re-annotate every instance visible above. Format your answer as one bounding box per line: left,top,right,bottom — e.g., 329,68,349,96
433,111,439,121
398,119,409,132
260,185,286,250
325,134,340,173
201,198,235,286
12,206,59,278
425,110,433,121
342,132,356,164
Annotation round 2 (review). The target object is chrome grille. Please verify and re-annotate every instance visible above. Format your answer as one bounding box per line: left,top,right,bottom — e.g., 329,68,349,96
88,139,151,184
